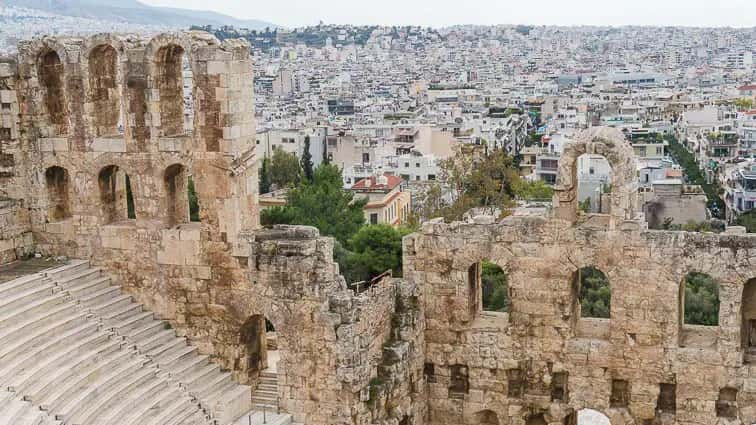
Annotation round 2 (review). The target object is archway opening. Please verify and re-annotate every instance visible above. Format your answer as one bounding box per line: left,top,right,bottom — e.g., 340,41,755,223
575,266,611,319
88,44,121,137
679,272,719,347
155,44,193,137
239,315,279,384
164,164,199,227
526,413,547,425
472,409,500,425
38,49,67,135
44,166,71,222
576,153,612,214
742,278,756,362
468,260,509,319
565,409,611,425
98,165,135,224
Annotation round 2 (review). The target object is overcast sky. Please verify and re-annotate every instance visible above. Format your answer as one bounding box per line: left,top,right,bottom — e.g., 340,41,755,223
140,0,756,28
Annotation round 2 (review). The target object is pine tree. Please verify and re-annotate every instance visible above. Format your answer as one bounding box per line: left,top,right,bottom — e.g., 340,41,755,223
259,156,271,194
301,135,314,181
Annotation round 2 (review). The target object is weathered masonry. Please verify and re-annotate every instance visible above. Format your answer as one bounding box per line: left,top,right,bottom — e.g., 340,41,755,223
403,128,756,425
1,31,756,424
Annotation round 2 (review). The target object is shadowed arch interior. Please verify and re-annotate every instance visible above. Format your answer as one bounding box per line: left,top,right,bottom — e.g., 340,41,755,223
98,165,135,224
38,49,68,135
155,44,191,137
88,44,120,137
44,166,71,222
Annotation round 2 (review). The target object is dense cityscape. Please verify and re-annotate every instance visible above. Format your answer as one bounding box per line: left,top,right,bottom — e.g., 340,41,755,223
2,1,756,424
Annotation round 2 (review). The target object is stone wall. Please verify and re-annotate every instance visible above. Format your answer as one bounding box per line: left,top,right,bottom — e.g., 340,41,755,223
236,225,425,425
404,127,756,425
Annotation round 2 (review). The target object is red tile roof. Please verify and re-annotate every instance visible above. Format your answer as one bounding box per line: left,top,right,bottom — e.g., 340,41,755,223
352,174,403,191
738,85,756,91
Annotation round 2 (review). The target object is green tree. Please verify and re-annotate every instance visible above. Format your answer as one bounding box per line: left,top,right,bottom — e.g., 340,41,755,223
422,148,521,222
481,261,508,312
188,176,200,222
513,179,554,200
260,164,366,245
684,272,719,326
344,224,411,283
735,98,754,111
736,210,756,232
259,156,272,194
269,149,301,189
301,136,314,182
579,267,610,318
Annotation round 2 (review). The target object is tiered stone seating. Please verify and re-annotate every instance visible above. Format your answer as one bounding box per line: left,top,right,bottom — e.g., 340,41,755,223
0,390,59,425
0,260,258,425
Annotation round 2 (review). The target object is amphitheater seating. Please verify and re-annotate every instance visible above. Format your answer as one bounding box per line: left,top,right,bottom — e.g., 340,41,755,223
0,260,266,425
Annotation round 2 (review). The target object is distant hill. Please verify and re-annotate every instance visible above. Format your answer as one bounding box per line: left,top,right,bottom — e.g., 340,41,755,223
5,0,278,30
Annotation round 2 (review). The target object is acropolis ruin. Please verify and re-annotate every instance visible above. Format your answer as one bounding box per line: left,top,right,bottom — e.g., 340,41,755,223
0,31,755,425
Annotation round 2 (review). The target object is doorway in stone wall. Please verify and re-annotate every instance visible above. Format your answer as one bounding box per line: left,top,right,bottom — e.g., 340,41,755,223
240,314,281,409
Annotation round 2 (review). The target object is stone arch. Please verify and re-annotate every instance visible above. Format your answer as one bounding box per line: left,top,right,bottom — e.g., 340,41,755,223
565,408,612,425
98,165,135,224
553,127,638,227
87,43,121,137
742,278,756,361
526,413,548,425
472,409,500,425
678,271,720,348
146,34,196,138
164,163,189,227
464,250,513,322
37,48,68,135
573,266,611,319
44,166,71,222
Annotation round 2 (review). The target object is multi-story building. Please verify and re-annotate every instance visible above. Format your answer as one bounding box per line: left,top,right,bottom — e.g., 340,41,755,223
350,174,411,226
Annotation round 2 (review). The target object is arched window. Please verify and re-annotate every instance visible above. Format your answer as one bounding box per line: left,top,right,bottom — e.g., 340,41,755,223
743,279,756,362
88,44,121,137
482,261,508,312
575,266,611,319
526,413,547,425
98,165,135,224
576,153,612,214
469,260,509,318
155,44,193,137
565,409,611,425
38,50,67,135
44,166,71,221
472,410,500,425
682,272,719,326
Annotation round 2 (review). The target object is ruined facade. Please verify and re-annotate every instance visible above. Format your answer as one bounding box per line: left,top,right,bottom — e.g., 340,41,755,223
0,32,755,425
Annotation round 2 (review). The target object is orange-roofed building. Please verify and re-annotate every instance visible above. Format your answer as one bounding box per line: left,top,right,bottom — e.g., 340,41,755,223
350,174,411,227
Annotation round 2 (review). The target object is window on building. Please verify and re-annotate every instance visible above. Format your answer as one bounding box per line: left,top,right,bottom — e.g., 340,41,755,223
370,213,378,224
362,153,370,163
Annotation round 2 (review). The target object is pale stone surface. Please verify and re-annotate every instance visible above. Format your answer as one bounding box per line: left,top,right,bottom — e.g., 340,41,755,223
1,30,755,425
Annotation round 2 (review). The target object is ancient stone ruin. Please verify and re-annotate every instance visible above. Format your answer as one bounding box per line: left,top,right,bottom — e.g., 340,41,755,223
0,31,755,425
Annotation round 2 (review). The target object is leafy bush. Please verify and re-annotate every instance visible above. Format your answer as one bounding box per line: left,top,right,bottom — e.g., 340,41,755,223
481,261,508,312
579,267,610,318
684,272,719,326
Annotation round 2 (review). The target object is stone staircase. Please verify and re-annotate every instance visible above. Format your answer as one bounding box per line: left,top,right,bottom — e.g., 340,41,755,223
0,390,59,425
250,371,280,411
0,260,255,425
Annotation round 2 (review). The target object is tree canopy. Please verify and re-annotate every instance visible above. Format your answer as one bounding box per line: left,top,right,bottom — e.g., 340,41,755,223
578,266,611,319
343,224,412,283
269,149,301,190
481,261,508,312
416,148,521,222
261,163,366,246
684,272,719,326
301,136,314,182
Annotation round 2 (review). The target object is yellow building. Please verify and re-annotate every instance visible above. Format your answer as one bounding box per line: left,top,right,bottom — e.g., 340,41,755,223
350,174,411,227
